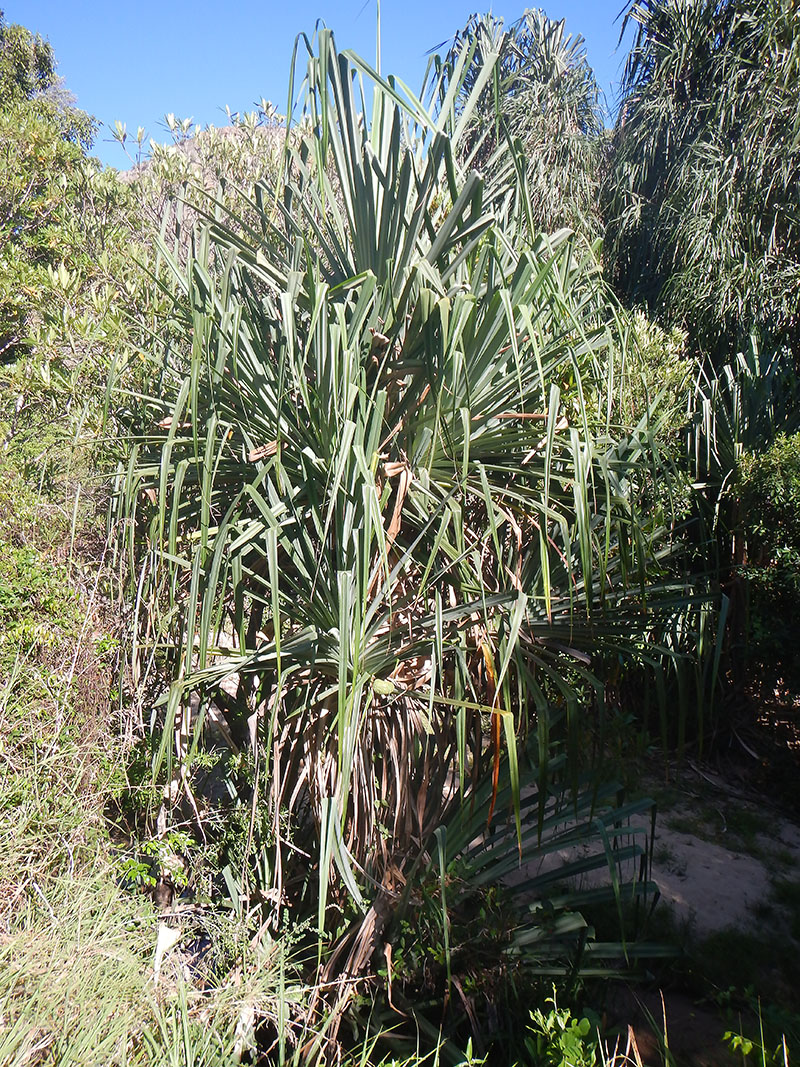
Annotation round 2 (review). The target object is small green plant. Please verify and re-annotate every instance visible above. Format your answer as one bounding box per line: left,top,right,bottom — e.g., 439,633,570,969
723,997,793,1067
117,829,192,893
724,1029,789,1067
521,988,601,1067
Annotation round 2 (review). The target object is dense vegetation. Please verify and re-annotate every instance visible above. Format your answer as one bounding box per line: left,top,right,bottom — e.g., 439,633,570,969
2,2,799,1064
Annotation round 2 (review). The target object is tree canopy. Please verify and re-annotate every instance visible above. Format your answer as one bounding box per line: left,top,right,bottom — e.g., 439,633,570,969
0,9,56,105
0,11,100,362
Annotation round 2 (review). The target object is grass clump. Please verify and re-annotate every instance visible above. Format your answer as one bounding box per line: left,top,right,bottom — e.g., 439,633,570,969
0,866,156,1066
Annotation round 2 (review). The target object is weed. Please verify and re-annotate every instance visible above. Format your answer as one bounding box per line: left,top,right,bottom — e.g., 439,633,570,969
522,988,602,1066
721,993,799,1067
653,843,676,867
773,848,797,870
653,842,687,878
693,927,800,1012
116,829,193,893
771,878,800,940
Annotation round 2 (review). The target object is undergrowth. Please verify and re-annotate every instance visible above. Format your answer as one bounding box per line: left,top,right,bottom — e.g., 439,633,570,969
0,465,311,1065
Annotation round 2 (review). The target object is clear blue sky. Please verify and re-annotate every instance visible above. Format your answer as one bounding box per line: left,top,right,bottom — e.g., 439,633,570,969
7,1,633,169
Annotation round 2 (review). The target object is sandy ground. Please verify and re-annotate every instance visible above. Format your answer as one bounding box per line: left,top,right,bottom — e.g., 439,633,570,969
507,763,800,938
648,764,800,937
599,765,800,1067
650,818,800,934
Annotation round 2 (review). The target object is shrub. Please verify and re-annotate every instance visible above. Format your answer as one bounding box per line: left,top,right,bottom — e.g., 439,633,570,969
737,433,800,692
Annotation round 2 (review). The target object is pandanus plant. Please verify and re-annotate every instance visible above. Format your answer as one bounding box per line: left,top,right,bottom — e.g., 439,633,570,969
444,9,604,237
118,26,681,1032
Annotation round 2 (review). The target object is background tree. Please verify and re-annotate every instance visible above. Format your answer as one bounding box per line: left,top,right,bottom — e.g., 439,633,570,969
604,0,800,731
445,9,605,236
604,0,800,362
0,11,154,486
0,10,97,353
0,8,56,104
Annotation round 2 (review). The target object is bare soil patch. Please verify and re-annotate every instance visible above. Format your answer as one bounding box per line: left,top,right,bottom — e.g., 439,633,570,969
650,761,800,938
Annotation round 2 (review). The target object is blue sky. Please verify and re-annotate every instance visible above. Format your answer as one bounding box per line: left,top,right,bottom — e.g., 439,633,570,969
7,1,633,169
